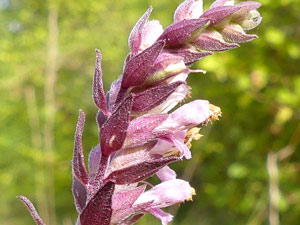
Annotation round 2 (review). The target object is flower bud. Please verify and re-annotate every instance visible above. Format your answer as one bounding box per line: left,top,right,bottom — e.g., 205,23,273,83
240,10,262,30
193,30,239,51
221,24,258,43
145,53,187,84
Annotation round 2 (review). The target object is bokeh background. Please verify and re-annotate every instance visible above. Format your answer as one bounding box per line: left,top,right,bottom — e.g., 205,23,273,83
1,0,299,224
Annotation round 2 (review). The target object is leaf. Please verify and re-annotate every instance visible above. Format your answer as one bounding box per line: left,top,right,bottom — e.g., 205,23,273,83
112,185,146,211
73,110,89,185
193,30,239,51
93,49,107,114
18,196,46,225
88,145,101,182
165,48,212,65
100,95,134,156
105,156,180,185
132,81,185,113
158,18,209,45
129,7,153,55
222,24,258,43
121,41,165,88
201,6,240,26
72,176,87,213
111,185,146,223
80,181,115,225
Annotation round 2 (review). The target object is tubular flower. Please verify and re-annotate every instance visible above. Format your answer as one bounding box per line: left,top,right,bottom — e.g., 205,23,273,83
19,0,261,224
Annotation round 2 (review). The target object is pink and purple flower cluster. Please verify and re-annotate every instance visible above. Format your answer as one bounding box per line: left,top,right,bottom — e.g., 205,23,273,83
19,0,261,224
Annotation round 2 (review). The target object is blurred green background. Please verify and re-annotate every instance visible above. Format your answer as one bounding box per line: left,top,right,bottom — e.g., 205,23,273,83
0,0,299,224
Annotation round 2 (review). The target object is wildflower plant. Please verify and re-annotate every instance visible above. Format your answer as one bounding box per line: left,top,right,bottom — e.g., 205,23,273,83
18,0,262,224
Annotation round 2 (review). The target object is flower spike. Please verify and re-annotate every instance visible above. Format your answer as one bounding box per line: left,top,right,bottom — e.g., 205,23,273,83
20,1,262,224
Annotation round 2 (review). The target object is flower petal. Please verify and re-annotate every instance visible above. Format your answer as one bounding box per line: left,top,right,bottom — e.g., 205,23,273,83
174,0,203,23
141,20,164,50
145,53,186,85
125,114,168,148
150,131,189,159
156,166,177,182
133,179,194,208
148,208,173,225
155,100,210,133
239,10,262,30
167,133,191,159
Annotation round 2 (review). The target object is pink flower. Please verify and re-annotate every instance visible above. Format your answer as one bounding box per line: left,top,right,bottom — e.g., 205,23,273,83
133,179,195,224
